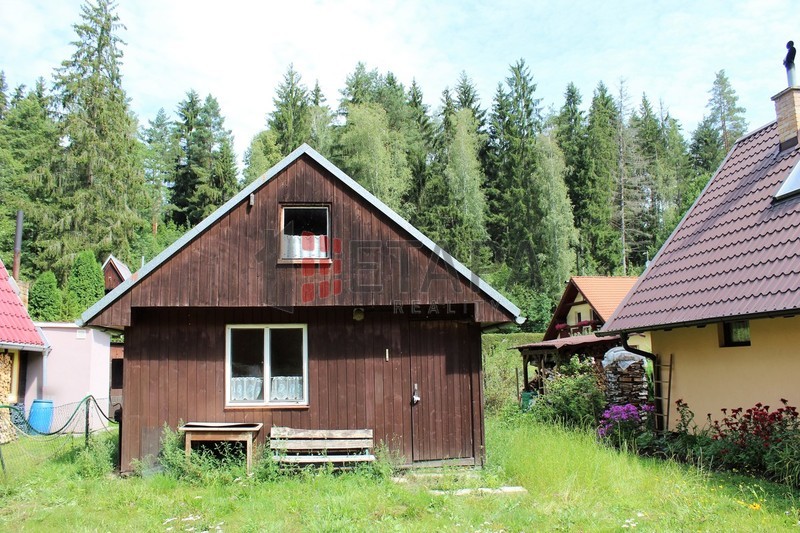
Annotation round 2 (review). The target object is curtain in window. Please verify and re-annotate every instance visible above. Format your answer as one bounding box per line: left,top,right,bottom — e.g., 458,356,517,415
283,235,328,258
270,376,303,401
230,377,263,401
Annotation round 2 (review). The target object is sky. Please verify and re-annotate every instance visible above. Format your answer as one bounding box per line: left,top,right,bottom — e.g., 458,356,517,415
0,0,796,169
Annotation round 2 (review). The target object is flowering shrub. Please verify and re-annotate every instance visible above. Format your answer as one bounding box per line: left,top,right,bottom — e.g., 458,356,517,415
708,399,800,484
597,403,654,449
663,399,800,488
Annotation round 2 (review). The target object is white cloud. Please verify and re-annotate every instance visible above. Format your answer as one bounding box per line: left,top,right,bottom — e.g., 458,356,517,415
0,0,796,168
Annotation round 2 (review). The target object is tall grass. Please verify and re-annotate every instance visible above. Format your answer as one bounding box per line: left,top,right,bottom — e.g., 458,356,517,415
487,417,800,530
2,418,799,531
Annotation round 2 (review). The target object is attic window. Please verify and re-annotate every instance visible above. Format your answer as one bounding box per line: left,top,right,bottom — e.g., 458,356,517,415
281,206,329,259
774,161,800,201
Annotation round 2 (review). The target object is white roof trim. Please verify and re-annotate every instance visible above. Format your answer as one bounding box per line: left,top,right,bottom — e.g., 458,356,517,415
79,144,523,327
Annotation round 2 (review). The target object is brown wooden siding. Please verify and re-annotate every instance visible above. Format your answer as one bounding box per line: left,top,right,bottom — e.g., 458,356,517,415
120,307,482,470
90,155,512,329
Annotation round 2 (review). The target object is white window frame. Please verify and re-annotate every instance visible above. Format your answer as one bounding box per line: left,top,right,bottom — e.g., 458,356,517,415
225,324,309,407
280,205,331,260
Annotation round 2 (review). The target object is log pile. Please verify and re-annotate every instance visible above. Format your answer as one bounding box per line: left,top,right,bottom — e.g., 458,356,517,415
604,359,648,407
0,352,17,444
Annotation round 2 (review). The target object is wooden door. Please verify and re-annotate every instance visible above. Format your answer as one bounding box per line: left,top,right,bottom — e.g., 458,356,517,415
409,320,474,462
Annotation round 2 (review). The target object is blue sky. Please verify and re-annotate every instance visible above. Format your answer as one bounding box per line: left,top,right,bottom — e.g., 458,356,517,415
0,0,795,167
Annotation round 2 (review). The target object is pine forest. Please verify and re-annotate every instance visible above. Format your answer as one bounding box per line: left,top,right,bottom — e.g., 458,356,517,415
0,1,749,329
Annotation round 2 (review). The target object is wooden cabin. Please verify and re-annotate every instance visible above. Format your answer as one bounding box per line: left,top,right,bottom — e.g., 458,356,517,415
80,145,523,471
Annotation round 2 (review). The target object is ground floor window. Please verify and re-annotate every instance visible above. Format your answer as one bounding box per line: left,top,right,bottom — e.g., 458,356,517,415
226,324,307,406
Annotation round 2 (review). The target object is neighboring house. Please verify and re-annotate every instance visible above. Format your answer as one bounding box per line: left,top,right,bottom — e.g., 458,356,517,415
517,276,650,393
102,254,131,411
0,258,48,442
23,323,111,431
102,254,132,293
79,144,524,471
602,78,800,430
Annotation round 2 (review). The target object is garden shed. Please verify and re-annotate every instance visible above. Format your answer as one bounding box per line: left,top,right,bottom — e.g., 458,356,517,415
80,144,523,471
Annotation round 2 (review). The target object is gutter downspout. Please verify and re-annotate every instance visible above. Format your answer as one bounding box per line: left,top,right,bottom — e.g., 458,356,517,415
621,332,665,432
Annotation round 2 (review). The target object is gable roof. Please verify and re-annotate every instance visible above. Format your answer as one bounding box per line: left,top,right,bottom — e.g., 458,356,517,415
542,276,637,340
79,144,524,327
603,121,800,334
0,258,47,352
102,254,132,281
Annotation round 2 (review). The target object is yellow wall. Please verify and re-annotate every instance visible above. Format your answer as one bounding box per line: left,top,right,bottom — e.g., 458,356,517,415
566,301,592,327
651,316,800,430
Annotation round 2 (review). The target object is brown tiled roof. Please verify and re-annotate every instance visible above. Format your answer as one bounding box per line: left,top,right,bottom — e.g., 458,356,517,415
542,276,637,340
603,121,800,333
516,333,620,352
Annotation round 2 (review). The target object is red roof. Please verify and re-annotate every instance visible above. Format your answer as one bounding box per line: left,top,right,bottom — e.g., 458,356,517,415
0,258,46,350
543,276,637,340
604,121,800,333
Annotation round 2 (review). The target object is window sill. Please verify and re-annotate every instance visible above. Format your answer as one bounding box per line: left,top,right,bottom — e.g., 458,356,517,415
277,258,332,265
224,404,310,410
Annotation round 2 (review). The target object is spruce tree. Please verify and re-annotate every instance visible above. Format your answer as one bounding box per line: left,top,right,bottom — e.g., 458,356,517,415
584,82,620,274
52,0,147,272
405,80,435,210
308,81,334,157
485,60,575,302
0,81,61,278
554,83,588,242
269,65,311,156
141,108,174,236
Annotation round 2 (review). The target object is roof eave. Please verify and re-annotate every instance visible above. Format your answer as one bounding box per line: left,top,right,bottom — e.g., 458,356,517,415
0,341,47,353
601,307,800,336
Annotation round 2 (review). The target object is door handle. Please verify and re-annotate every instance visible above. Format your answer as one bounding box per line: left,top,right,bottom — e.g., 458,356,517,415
412,383,421,405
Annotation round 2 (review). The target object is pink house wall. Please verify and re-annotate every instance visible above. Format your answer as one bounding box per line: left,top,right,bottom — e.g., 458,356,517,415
25,323,111,431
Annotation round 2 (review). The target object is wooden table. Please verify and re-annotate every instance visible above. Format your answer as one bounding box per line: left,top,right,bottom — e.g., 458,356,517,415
178,422,264,473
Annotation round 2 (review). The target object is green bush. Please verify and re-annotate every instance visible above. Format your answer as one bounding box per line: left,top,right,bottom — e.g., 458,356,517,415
158,423,247,484
28,271,62,321
63,250,104,319
530,356,605,428
74,432,117,478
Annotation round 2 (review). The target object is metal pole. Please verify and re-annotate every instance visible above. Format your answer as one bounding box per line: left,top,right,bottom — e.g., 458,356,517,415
12,210,23,281
85,397,90,447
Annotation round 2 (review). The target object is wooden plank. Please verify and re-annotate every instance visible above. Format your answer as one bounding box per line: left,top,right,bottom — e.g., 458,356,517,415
400,318,412,462
181,422,263,431
270,427,373,439
269,439,373,450
276,454,375,464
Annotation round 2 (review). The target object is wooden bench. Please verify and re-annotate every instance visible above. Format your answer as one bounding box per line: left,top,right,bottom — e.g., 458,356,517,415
179,422,263,473
269,427,375,465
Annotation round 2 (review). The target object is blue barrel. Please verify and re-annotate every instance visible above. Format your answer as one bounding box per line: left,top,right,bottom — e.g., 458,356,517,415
29,399,54,434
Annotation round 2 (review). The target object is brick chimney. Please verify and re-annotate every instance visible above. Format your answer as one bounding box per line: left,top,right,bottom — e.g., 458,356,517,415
773,40,799,151
772,87,800,151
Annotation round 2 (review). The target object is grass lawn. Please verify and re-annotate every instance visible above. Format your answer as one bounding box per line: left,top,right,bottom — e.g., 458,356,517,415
1,420,799,531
